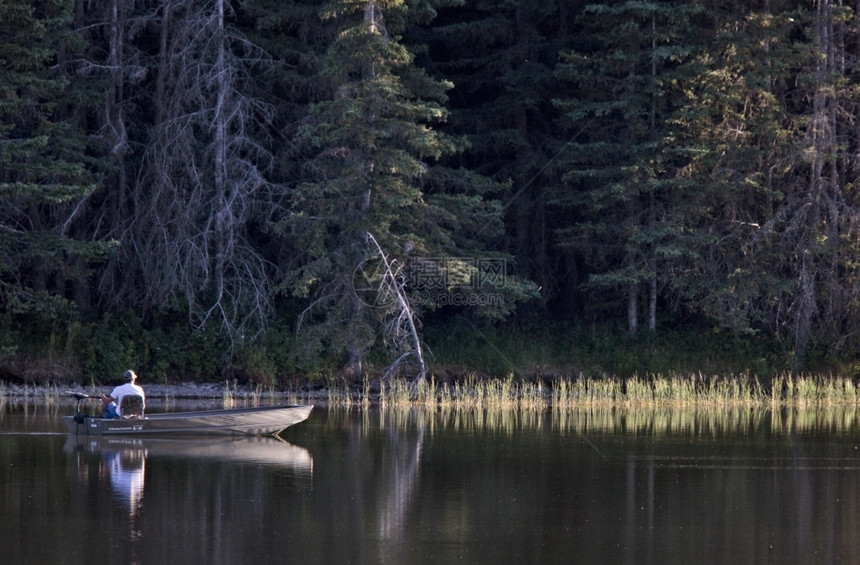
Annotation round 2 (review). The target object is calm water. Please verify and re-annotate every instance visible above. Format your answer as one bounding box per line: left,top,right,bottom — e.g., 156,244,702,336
3,400,860,564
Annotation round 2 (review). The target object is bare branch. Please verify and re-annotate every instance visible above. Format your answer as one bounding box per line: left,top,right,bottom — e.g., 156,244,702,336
366,232,426,384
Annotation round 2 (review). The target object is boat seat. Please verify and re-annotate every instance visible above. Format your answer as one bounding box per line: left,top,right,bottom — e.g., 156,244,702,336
120,395,145,419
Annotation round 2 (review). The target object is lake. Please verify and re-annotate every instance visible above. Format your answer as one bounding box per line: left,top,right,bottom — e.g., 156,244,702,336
2,399,860,564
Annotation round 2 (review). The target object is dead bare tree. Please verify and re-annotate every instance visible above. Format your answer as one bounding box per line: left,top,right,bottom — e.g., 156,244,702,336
126,0,280,345
366,233,427,384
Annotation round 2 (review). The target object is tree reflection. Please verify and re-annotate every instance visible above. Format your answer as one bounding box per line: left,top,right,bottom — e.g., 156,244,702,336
377,409,425,540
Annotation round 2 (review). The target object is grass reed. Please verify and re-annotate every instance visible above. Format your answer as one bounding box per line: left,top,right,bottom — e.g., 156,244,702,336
0,382,64,415
368,372,860,410
221,380,282,408
222,380,236,409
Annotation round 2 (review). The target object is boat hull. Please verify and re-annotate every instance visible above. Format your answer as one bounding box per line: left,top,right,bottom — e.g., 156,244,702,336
64,404,313,436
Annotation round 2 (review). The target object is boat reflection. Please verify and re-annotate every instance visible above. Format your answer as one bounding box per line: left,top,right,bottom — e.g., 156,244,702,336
63,436,313,516
62,434,314,550
65,435,313,519
64,434,313,473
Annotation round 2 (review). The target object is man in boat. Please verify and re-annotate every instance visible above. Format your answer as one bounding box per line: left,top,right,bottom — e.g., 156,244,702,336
101,370,146,419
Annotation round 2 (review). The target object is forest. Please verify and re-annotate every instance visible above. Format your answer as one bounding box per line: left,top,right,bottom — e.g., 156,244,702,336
2,0,860,386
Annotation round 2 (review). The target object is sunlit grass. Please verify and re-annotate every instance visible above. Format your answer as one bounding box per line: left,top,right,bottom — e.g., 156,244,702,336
41,384,61,408
362,372,860,410
2,371,858,416
222,380,236,409
222,380,283,408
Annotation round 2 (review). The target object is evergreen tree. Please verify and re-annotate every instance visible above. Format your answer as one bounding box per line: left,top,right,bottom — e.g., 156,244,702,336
279,0,535,378
676,1,860,366
0,0,110,349
764,0,860,365
664,2,803,337
553,1,706,335
421,0,576,315
238,0,340,185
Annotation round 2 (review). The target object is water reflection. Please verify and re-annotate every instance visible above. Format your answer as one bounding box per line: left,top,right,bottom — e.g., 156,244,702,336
377,409,425,541
63,434,314,527
315,406,860,564
402,404,860,437
105,444,146,516
64,434,314,472
7,404,860,564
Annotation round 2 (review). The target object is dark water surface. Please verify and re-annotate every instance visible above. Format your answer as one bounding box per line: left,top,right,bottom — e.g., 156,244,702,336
3,401,860,564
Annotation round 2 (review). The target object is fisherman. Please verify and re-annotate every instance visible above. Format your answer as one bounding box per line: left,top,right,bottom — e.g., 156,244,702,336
101,370,146,419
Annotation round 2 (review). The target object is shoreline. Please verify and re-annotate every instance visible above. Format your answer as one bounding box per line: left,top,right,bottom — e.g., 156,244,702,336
1,381,328,402
4,372,860,408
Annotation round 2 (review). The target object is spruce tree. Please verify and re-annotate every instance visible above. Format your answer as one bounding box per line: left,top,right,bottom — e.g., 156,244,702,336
421,0,575,315
0,0,109,347
686,1,860,365
637,1,860,368
553,1,706,335
279,0,535,378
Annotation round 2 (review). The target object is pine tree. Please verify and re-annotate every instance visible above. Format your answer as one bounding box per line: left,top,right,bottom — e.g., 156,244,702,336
553,1,706,335
421,0,576,315
0,0,110,346
279,0,535,378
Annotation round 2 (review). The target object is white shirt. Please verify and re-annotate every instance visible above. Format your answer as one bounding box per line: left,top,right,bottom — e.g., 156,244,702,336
110,382,146,417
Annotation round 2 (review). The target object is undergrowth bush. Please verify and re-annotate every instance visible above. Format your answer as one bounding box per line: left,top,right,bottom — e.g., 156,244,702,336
423,318,794,380
0,310,848,388
69,310,227,383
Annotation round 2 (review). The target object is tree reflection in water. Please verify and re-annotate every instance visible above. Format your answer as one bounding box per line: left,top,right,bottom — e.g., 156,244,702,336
377,410,425,540
7,405,860,563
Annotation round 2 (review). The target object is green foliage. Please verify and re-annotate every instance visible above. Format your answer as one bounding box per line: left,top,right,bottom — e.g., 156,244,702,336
277,0,535,372
0,0,108,327
3,0,860,379
69,312,229,384
425,317,791,380
69,314,144,382
552,1,710,318
0,311,18,363
231,322,325,386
